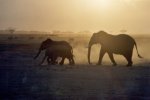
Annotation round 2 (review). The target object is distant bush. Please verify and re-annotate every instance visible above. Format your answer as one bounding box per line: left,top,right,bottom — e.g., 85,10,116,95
8,36,13,40
7,28,16,40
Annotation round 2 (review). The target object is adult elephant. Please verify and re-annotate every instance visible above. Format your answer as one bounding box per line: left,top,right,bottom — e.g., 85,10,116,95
40,44,75,65
34,38,73,60
88,31,142,66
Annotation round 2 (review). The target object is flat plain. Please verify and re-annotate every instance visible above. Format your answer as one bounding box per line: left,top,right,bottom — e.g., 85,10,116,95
0,33,150,100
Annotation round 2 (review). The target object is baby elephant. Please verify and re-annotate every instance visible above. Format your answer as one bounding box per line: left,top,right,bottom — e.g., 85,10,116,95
40,44,75,65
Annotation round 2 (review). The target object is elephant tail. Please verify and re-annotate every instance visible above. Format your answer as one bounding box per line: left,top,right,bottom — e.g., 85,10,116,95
71,49,73,54
70,46,74,57
134,41,143,58
70,46,73,54
72,50,75,58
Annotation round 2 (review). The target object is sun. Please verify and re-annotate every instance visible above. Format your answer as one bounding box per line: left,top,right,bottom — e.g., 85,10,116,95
99,0,111,8
86,0,112,9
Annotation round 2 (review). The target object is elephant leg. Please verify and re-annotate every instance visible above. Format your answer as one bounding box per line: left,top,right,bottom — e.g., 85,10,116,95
71,58,75,65
69,54,75,65
98,48,106,65
59,57,65,65
124,52,133,66
47,57,51,65
68,57,75,65
108,52,117,66
51,56,57,65
68,58,72,65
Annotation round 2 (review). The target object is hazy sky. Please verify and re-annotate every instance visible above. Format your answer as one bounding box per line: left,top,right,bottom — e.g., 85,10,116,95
0,0,150,34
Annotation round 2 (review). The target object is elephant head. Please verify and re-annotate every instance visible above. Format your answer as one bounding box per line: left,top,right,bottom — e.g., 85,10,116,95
88,31,108,64
34,38,53,59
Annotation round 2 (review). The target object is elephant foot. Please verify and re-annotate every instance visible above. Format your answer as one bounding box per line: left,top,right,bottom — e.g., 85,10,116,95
51,62,57,65
96,63,101,65
126,62,133,67
126,64,132,67
59,62,64,65
54,61,58,64
113,63,117,66
69,63,75,66
72,61,75,65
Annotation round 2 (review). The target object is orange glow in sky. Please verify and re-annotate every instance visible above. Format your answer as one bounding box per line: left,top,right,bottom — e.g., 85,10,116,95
0,0,150,34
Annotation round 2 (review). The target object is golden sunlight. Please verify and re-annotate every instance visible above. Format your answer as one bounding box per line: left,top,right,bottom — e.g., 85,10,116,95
86,0,112,9
99,0,112,8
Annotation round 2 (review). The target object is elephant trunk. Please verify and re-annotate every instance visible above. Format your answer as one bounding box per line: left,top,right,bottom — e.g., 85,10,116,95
88,40,93,64
88,46,92,64
34,49,41,59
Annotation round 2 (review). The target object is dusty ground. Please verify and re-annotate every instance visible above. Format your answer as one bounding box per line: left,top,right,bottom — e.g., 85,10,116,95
0,34,150,100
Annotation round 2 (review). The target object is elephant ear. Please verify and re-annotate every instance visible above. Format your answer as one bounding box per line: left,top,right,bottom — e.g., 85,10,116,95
42,38,53,45
98,31,108,36
98,31,107,34
47,38,53,42
40,38,52,50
